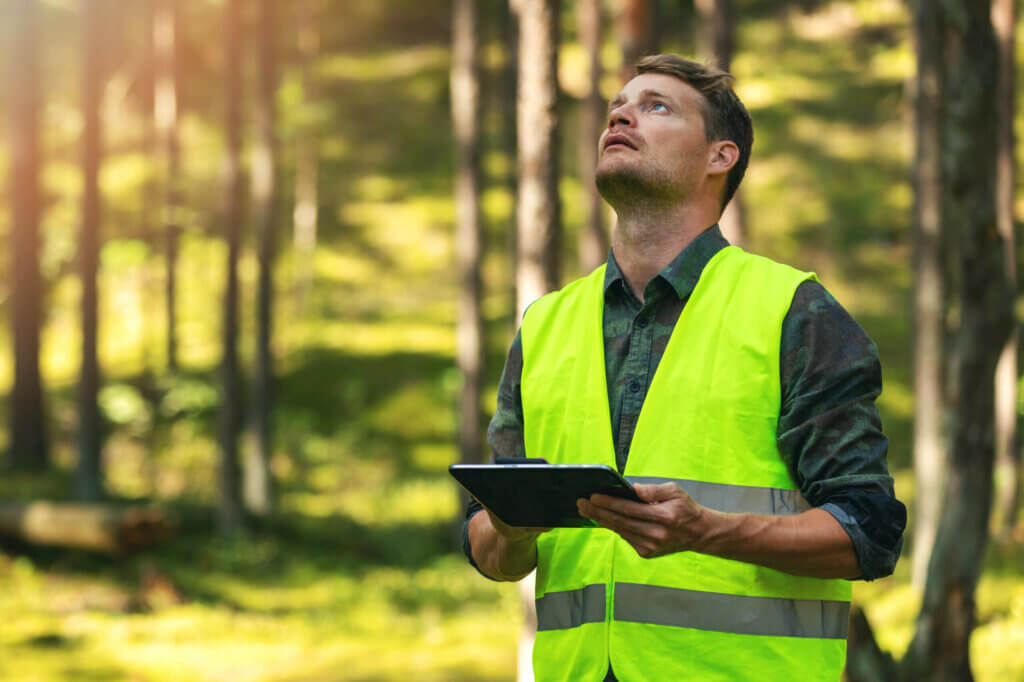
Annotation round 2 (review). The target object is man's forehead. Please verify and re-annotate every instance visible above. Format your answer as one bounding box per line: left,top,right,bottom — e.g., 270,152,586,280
612,72,699,104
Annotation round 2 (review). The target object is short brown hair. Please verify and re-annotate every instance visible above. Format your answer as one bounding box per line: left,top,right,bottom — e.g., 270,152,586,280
634,54,752,211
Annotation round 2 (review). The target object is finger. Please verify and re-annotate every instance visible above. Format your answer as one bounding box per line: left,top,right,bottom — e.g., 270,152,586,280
579,498,662,538
635,482,687,503
587,492,666,522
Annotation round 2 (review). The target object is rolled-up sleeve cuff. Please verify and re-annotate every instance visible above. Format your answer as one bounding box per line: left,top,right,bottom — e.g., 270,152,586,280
821,501,904,581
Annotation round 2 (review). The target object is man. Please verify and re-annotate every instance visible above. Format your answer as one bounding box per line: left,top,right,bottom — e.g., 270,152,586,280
463,54,905,682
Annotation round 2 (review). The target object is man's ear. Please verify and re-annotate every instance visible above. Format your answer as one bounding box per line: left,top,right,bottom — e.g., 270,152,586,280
707,140,740,176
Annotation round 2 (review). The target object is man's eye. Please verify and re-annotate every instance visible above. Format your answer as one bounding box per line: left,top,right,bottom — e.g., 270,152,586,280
649,102,668,112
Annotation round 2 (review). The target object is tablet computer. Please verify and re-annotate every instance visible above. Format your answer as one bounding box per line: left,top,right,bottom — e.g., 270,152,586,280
449,460,642,528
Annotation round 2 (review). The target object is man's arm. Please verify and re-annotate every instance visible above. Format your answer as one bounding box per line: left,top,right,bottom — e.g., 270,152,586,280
578,483,859,578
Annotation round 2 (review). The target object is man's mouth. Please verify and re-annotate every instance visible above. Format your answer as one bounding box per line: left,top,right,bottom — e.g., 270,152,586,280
603,134,638,151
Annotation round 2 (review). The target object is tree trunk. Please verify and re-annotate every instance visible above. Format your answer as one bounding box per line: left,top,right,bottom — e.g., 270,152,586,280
292,0,320,312
902,2,1010,679
577,0,609,273
617,0,658,82
910,0,947,589
8,0,49,471
219,0,245,534
78,0,105,502
514,0,561,322
991,0,1018,541
512,2,561,679
694,0,746,247
0,503,173,554
154,0,182,373
246,0,278,517
500,0,519,328
452,0,486,502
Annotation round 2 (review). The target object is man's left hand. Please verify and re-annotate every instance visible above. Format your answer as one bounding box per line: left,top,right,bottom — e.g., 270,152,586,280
577,482,715,559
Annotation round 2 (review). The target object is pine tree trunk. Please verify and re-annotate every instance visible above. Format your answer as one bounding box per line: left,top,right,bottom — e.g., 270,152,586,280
694,0,746,246
8,0,49,471
78,0,105,502
499,0,519,329
902,2,1011,679
219,0,245,533
514,0,561,321
154,0,182,373
452,0,486,501
991,0,1018,541
577,0,608,273
910,0,948,589
617,0,658,82
246,0,278,517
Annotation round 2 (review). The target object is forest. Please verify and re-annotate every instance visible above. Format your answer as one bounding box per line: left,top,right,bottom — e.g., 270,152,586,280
1,0,1022,680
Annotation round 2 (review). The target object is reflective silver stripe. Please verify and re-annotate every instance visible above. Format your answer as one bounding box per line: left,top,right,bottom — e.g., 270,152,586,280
536,584,606,631
626,476,810,515
614,582,849,639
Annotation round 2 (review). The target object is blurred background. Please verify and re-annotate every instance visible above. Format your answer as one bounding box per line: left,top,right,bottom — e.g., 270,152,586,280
0,0,1021,680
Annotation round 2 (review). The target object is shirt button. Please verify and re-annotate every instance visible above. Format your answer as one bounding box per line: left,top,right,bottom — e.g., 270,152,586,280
629,380,642,393
635,318,648,329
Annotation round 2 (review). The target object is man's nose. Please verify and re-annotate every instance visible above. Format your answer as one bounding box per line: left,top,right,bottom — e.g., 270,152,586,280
607,103,635,128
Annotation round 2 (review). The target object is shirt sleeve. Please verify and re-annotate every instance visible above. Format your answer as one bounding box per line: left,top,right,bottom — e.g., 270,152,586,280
777,281,906,581
462,330,527,577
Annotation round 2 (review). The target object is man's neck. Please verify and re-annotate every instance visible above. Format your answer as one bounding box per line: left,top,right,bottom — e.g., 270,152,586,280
611,202,716,302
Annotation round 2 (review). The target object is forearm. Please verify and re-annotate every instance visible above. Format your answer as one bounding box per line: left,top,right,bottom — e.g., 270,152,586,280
468,510,539,582
697,507,859,579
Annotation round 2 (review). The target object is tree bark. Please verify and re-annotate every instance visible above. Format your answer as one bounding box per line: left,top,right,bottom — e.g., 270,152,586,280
514,0,561,322
219,0,245,534
452,0,486,502
499,0,519,329
0,503,173,554
902,2,1011,679
617,0,658,83
153,0,182,373
78,0,105,502
910,0,948,589
694,0,746,247
8,0,49,471
577,0,609,273
246,0,278,517
991,0,1018,541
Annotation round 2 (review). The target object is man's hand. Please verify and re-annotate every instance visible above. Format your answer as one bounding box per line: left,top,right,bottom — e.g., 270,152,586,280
484,505,550,544
577,482,712,559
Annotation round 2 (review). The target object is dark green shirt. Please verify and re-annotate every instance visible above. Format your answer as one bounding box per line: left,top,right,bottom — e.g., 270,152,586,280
465,225,905,581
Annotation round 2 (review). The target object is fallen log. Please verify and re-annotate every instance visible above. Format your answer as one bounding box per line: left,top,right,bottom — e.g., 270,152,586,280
0,502,174,553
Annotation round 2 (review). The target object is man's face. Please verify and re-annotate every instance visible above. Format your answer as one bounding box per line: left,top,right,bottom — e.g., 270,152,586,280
595,73,712,206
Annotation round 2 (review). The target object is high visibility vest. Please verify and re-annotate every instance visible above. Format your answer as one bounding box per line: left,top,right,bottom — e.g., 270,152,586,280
520,246,852,682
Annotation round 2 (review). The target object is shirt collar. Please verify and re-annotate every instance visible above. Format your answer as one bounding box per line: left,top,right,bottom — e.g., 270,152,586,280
603,224,730,301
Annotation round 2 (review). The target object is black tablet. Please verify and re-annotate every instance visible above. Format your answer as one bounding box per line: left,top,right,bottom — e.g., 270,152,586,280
450,461,642,527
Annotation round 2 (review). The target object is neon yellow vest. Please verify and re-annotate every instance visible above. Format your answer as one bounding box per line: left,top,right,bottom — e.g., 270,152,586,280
520,246,852,682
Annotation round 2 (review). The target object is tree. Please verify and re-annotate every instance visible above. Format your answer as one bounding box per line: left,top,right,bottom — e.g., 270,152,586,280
153,0,183,373
8,0,49,471
909,0,947,588
246,0,278,516
78,0,106,502
616,0,657,82
218,0,245,533
451,0,486,498
512,1,562,679
991,0,1018,541
514,0,562,321
694,0,746,246
847,2,1012,679
577,0,609,272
